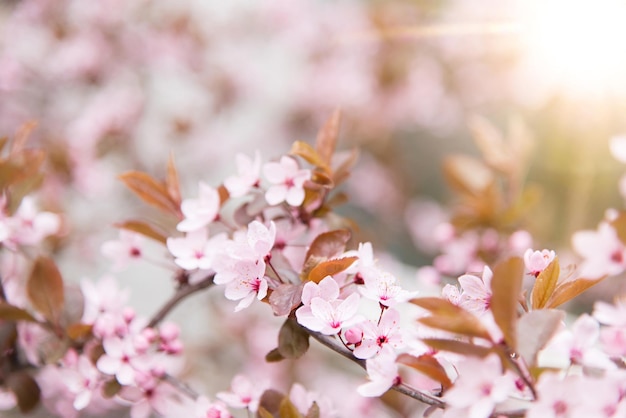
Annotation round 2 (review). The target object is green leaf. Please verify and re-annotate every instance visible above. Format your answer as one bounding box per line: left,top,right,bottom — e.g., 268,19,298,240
0,302,37,322
396,353,452,389
490,257,524,349
26,257,65,325
307,256,358,283
531,258,560,310
412,297,492,341
6,371,40,413
278,318,310,359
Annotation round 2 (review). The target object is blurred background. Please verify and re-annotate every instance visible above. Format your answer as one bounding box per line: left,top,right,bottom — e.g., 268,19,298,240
2,0,626,415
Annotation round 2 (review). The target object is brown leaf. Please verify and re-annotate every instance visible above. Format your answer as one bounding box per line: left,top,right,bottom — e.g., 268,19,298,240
545,277,606,309
309,169,334,188
102,379,122,398
166,153,182,207
421,338,493,358
304,229,351,265
118,171,180,216
396,353,452,389
332,148,359,186
258,408,275,418
531,258,560,310
305,402,320,418
0,302,37,323
265,348,285,363
315,110,341,167
490,257,524,349
290,141,329,173
0,149,45,193
269,284,304,316
257,389,287,418
279,397,303,418
307,256,358,284
412,297,492,341
66,323,93,341
6,371,40,413
442,155,493,197
217,184,230,205
26,257,65,325
516,310,564,367
115,220,168,245
10,121,37,156
278,318,310,359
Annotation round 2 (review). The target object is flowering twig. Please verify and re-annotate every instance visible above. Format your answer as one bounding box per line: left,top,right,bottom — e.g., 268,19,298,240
147,273,216,328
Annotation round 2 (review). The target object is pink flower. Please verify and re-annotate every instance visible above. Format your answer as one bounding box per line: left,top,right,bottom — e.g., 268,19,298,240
118,381,176,418
96,336,149,385
443,353,515,418
352,308,404,359
358,271,417,307
5,196,61,246
357,346,400,397
167,229,227,271
223,259,269,312
195,396,232,418
177,182,220,232
300,276,340,306
526,373,586,418
224,151,261,198
458,266,493,315
245,220,276,258
263,156,311,206
64,355,102,410
81,275,129,325
524,248,556,277
296,293,360,335
216,375,265,412
572,221,626,278
101,230,144,271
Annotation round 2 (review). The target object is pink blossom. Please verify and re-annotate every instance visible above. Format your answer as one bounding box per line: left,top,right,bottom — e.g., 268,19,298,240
352,308,404,359
594,297,626,327
458,266,493,315
288,383,334,418
572,221,626,278
5,196,61,247
177,182,220,232
216,374,265,412
443,353,515,418
118,381,176,418
245,220,276,258
222,259,269,312
64,355,102,410
442,284,463,305
357,346,400,397
224,151,261,198
526,373,586,418
296,293,360,335
167,229,227,271
96,336,149,385
195,396,232,418
358,271,417,307
300,276,340,306
0,389,16,411
263,156,311,206
101,230,144,271
524,248,556,277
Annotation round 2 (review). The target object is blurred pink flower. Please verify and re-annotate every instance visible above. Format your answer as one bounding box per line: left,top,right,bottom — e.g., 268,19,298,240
572,222,626,278
101,230,144,271
217,374,265,412
167,229,227,271
357,346,399,397
195,396,232,418
177,182,220,232
224,151,261,198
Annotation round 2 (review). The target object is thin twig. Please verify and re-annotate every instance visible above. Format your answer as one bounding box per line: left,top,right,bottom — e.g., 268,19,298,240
163,373,200,400
147,273,215,328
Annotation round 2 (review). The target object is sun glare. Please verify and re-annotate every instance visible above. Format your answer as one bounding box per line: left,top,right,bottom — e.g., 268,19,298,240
522,0,626,96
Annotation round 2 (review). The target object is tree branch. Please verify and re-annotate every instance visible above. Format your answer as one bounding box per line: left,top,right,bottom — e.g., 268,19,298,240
147,273,215,328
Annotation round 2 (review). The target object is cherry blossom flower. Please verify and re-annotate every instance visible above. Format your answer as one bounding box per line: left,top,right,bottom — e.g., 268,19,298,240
224,151,261,198
288,383,334,418
194,396,232,418
442,283,463,305
300,276,340,306
222,258,269,312
167,228,227,271
443,353,515,418
263,156,311,206
524,248,556,277
352,308,404,359
216,374,265,412
572,221,626,278
458,266,493,315
118,380,176,418
96,336,149,385
5,196,61,247
296,292,360,335
81,275,129,326
101,230,144,271
526,373,586,418
358,271,417,307
594,297,626,356
245,220,276,258
63,354,102,411
357,346,400,397
177,182,220,232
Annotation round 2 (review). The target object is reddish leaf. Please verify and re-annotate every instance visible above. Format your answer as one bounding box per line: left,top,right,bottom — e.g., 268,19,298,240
118,171,180,216
516,310,564,367
332,148,359,186
279,397,303,418
10,121,37,156
309,169,334,188
610,212,626,246
0,149,45,192
6,371,40,413
258,408,275,418
412,297,492,341
421,338,492,358
269,284,304,316
0,302,37,323
217,184,230,205
545,277,606,308
531,258,560,310
66,323,93,341
307,256,358,283
26,257,65,325
305,402,320,418
166,153,182,207
290,141,329,172
396,353,452,389
115,220,168,245
257,389,287,418
265,348,285,363
278,318,310,359
442,155,493,197
315,110,341,167
102,379,122,398
304,229,351,264
490,257,524,349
